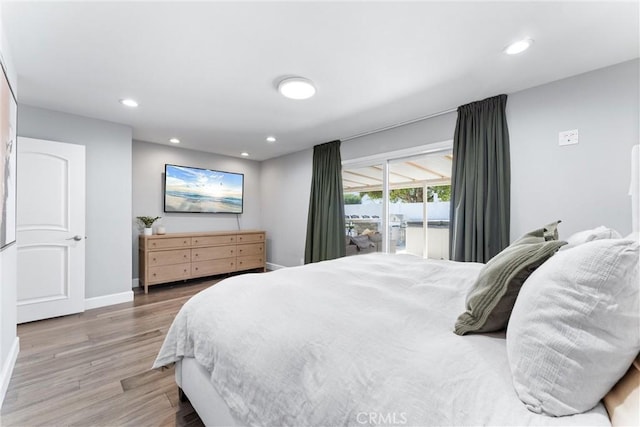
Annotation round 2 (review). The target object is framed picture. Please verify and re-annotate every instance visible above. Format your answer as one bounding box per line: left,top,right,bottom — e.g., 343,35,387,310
0,61,17,249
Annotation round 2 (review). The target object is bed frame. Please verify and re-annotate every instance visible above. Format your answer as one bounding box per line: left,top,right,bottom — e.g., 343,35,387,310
173,145,640,426
176,358,245,426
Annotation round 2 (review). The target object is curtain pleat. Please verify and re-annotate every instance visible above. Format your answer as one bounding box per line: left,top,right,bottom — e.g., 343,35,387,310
449,94,511,263
304,140,346,263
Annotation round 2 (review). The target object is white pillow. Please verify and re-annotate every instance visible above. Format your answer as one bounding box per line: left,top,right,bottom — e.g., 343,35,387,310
626,232,639,242
506,238,640,416
561,226,622,250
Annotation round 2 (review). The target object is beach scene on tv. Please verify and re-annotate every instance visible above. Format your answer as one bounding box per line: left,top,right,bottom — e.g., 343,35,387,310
165,165,243,213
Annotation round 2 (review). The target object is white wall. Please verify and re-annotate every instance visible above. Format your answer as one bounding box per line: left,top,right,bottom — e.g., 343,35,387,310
0,245,16,402
131,140,262,281
0,2,18,406
509,59,638,239
0,3,19,406
17,105,133,299
260,148,312,268
345,201,450,221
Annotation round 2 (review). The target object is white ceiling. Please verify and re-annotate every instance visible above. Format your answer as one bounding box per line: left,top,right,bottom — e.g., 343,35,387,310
3,1,638,161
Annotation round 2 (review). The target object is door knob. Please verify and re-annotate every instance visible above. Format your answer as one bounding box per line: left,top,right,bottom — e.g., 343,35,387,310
66,235,84,241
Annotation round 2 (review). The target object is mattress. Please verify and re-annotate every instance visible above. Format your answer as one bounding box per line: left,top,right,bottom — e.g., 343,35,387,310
154,253,611,426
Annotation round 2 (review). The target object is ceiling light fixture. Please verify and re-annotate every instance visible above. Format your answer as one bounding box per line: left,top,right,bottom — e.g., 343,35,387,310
266,136,276,143
241,152,249,157
119,98,139,108
169,138,180,144
504,38,534,55
278,77,316,100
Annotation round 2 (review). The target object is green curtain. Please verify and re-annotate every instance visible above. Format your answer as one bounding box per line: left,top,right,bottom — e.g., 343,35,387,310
305,140,346,263
449,94,510,263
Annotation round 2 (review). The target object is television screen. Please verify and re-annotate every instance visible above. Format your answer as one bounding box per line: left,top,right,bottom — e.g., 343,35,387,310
164,164,244,214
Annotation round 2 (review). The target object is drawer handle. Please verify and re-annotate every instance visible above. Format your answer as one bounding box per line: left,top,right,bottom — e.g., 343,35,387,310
184,254,187,258
184,269,187,273
153,273,156,277
195,267,198,271
152,257,156,262
184,240,188,244
195,253,199,257
230,237,233,241
239,249,243,253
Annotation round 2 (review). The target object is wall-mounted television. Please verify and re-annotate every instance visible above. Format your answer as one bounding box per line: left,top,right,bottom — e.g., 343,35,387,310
164,164,244,214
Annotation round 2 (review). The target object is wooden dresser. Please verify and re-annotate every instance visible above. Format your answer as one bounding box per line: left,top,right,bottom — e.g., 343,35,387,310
139,230,266,293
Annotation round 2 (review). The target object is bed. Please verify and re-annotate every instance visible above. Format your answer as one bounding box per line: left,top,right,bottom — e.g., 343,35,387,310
153,229,639,426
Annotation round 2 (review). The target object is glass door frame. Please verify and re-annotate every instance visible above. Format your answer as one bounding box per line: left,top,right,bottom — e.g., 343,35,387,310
342,140,453,255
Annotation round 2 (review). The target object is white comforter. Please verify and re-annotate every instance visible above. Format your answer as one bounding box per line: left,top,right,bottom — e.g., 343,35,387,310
153,253,610,426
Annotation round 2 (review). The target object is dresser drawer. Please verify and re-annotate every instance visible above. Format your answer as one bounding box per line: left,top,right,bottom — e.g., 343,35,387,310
148,263,190,284
237,243,264,257
147,237,192,250
237,255,264,271
192,259,236,277
192,245,235,261
139,230,266,293
148,249,191,267
192,235,236,246
236,233,265,244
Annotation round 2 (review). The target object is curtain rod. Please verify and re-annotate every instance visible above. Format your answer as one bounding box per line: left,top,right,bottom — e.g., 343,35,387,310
342,107,458,142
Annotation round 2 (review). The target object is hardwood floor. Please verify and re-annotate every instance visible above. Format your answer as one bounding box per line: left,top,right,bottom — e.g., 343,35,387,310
0,278,223,427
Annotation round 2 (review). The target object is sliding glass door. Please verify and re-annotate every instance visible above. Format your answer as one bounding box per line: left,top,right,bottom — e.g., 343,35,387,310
387,153,452,258
342,145,452,259
342,164,384,255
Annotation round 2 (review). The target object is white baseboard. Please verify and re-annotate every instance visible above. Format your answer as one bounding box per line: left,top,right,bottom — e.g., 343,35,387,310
132,278,139,288
0,337,19,407
266,262,286,271
85,290,134,310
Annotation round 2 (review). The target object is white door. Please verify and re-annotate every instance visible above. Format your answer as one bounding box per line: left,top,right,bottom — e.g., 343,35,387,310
17,137,86,323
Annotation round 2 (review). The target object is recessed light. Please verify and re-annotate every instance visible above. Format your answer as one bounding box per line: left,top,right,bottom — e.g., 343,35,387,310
241,152,249,157
504,38,534,55
266,136,276,143
278,77,316,100
119,98,139,108
169,138,180,144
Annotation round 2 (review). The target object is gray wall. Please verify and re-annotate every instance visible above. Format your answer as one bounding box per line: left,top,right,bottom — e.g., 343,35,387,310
341,111,457,161
261,59,639,267
260,115,455,268
132,140,262,281
260,148,313,267
509,59,638,239
17,105,133,299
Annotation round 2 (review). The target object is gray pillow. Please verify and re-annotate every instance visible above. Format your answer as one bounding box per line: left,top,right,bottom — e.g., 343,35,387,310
454,221,565,335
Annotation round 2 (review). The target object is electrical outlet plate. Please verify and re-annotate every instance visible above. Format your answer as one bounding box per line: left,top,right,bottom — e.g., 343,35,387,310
559,129,579,146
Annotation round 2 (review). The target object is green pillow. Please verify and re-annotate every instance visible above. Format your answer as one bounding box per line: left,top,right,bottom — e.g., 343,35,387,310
454,221,566,335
